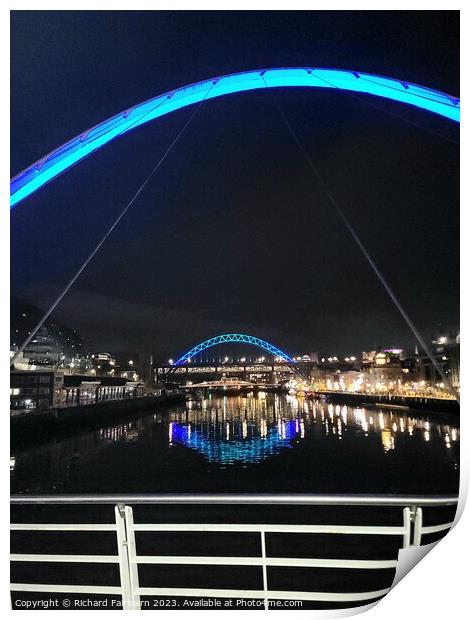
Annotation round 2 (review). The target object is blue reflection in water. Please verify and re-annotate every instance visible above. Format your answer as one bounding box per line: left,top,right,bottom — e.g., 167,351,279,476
169,418,300,464
10,395,459,494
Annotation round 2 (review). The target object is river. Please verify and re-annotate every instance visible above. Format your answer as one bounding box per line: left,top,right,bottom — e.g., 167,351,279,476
10,392,459,495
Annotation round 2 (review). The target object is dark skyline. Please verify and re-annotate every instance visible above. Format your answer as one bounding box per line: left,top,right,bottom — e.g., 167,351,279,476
11,11,459,357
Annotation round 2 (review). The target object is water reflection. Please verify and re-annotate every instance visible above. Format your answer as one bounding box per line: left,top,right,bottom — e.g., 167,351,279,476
165,394,459,463
169,417,300,465
10,393,459,494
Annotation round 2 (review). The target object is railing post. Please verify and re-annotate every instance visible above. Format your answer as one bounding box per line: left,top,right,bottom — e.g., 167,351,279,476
413,507,423,546
402,507,411,548
114,505,134,609
124,506,141,609
260,530,269,610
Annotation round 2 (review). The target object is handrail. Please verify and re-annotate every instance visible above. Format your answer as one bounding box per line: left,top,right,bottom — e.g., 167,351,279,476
11,497,457,609
10,493,459,506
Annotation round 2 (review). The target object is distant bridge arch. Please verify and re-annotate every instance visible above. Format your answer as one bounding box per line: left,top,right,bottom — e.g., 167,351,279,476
174,333,294,366
11,67,459,207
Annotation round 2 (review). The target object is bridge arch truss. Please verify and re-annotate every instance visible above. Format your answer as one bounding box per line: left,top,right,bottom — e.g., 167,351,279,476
174,333,294,366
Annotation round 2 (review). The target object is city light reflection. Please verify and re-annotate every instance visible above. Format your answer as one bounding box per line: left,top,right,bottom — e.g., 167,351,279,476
10,394,459,494
165,394,459,465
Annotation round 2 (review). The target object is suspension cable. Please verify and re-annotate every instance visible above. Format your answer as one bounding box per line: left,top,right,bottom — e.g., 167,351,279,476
260,74,459,403
11,80,217,367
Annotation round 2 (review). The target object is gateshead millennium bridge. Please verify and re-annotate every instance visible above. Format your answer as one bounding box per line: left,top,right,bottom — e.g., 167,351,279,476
10,67,459,208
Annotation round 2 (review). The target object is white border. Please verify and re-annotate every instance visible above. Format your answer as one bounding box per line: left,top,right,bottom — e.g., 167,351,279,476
3,2,466,617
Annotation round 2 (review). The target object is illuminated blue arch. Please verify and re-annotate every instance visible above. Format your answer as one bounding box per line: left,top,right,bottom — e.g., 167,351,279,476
11,67,460,207
174,333,294,365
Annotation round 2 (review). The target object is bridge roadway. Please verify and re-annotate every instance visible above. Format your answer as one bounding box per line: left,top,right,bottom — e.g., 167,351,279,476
180,378,283,391
155,361,314,385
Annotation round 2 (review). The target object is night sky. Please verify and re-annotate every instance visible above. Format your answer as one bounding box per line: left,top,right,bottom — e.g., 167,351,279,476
10,11,459,359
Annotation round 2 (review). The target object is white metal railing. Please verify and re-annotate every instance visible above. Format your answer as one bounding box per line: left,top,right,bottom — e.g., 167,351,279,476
10,494,457,610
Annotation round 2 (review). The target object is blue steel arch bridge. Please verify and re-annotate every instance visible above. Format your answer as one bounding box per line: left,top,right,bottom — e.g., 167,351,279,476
10,67,459,208
174,334,293,365
159,333,312,386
